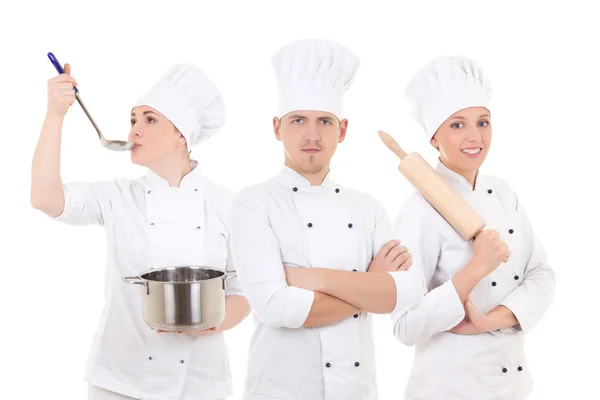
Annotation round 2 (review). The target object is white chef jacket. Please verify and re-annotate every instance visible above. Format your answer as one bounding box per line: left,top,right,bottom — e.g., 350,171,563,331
391,160,556,400
50,160,243,400
230,165,424,400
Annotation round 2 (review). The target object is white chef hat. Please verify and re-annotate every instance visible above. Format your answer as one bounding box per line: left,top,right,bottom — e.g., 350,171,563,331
134,63,225,148
404,56,492,138
272,38,360,120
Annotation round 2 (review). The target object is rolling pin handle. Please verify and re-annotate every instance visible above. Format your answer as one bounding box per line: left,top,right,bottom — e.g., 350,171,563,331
377,130,408,160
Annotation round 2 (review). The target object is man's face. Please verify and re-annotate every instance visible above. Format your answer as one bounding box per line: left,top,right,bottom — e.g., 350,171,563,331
273,110,348,174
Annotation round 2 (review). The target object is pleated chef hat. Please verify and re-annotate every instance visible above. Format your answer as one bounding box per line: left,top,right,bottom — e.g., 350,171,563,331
134,64,225,148
272,38,360,120
404,56,492,138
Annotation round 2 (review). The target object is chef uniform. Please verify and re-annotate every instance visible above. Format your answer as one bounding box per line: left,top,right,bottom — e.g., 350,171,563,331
230,39,424,400
51,64,243,400
391,56,556,399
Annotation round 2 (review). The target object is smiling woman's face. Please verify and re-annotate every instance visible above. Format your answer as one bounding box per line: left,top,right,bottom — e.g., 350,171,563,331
431,106,492,177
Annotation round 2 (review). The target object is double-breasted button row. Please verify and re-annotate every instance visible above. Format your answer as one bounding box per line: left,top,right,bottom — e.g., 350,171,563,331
147,356,187,364
502,366,524,373
306,222,353,229
324,361,361,368
292,187,341,193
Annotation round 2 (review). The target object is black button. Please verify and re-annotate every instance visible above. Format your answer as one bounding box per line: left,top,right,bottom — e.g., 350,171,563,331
308,223,313,228
492,281,497,286
352,269,357,272
354,314,359,318
148,356,153,360
355,362,360,367
150,222,155,227
335,188,340,193
325,362,331,368
502,367,508,373
509,229,514,234
194,188,198,192
514,275,519,280
180,360,185,364
147,190,152,194
348,223,353,228
196,226,201,230
518,366,523,371
488,189,493,194
293,187,298,192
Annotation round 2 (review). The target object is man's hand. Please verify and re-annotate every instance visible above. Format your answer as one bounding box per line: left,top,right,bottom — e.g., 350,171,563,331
368,240,412,272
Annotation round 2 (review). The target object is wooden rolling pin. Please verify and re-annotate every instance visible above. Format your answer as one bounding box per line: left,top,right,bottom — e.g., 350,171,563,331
378,130,510,261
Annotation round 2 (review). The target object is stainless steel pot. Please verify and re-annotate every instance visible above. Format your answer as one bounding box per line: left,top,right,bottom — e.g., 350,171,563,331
123,266,234,332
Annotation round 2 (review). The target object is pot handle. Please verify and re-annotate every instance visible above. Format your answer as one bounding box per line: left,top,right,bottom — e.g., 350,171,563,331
222,270,237,289
122,276,149,295
224,270,237,281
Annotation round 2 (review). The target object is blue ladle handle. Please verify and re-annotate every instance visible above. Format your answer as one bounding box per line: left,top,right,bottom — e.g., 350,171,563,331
47,52,79,94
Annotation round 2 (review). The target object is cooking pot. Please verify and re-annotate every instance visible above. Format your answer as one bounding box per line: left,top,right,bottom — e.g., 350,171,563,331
123,266,234,332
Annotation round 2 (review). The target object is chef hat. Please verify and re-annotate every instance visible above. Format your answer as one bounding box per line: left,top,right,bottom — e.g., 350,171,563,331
272,38,360,120
134,63,225,148
404,56,492,138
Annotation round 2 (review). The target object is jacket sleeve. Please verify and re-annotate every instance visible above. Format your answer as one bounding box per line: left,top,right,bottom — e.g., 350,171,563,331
50,181,115,226
391,195,466,346
372,197,425,318
230,194,314,329
499,200,556,332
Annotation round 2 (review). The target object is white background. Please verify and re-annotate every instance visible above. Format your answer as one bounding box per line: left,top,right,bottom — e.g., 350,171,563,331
1,0,598,398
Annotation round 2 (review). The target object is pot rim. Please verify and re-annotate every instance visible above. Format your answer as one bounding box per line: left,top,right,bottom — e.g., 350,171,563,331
126,266,229,284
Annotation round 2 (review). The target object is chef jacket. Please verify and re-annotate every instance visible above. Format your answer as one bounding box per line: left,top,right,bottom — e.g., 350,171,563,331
391,160,556,400
230,165,424,400
51,160,243,400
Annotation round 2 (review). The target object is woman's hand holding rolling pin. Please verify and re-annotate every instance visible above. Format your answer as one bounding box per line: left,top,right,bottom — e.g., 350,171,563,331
368,240,413,272
448,230,511,307
46,63,77,118
471,230,510,275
